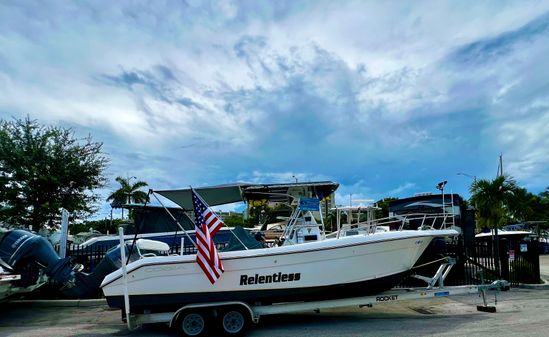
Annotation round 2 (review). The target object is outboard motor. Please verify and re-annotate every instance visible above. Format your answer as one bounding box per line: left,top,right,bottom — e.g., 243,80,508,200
0,229,170,299
0,229,118,298
0,229,71,289
60,243,123,298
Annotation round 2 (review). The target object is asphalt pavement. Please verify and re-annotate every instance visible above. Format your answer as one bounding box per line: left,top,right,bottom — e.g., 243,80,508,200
1,258,548,337
539,255,549,281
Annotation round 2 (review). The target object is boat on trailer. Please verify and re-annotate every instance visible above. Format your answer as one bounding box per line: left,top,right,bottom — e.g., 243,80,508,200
101,188,459,314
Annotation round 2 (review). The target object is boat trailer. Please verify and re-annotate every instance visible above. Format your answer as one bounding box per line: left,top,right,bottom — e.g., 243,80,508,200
121,258,509,336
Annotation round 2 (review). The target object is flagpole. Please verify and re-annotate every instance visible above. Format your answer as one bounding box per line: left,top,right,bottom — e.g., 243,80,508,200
151,191,198,249
192,187,249,250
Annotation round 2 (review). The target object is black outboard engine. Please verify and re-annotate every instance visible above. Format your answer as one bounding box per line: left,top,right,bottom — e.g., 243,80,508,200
62,244,128,298
0,229,122,298
0,229,169,299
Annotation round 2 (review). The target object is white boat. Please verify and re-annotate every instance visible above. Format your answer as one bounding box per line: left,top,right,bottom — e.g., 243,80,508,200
101,190,458,314
475,229,533,240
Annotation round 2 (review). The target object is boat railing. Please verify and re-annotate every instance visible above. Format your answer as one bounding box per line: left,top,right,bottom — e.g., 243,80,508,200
329,212,457,238
280,206,301,243
395,212,456,230
340,222,378,235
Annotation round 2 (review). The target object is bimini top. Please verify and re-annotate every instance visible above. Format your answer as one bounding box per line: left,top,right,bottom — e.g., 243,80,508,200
241,181,339,203
154,181,340,209
154,183,251,210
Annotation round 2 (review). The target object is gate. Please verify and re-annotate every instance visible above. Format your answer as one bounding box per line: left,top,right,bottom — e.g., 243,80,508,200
507,240,541,285
445,238,541,287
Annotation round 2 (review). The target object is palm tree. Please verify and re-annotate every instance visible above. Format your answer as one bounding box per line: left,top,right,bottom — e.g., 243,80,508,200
469,175,520,229
107,176,149,219
469,175,521,278
535,187,549,232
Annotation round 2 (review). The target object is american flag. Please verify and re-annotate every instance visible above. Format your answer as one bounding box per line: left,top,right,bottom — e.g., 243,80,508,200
191,189,225,284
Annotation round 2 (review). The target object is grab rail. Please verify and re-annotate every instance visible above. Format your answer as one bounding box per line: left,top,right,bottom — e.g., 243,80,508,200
332,212,457,238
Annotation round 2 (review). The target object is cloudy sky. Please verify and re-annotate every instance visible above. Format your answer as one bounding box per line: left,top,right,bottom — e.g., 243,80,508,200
1,1,549,217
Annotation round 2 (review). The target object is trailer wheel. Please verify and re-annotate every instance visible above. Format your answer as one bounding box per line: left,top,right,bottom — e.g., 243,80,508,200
177,310,209,337
219,307,249,336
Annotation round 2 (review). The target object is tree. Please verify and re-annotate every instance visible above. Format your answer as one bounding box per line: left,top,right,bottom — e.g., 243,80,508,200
71,218,124,235
223,213,245,228
0,116,108,230
107,176,149,219
469,175,522,278
469,175,521,229
540,187,549,206
375,197,398,219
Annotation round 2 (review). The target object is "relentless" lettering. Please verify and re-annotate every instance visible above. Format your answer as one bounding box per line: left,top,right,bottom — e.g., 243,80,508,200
239,272,301,285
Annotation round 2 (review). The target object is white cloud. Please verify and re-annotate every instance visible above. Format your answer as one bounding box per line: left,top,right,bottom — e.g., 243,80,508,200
2,0,549,212
387,182,417,196
236,171,333,185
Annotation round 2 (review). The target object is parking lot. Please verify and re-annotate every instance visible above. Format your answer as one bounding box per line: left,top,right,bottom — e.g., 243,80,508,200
1,255,547,337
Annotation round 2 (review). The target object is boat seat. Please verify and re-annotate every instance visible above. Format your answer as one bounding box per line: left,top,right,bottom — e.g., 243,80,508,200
134,239,170,254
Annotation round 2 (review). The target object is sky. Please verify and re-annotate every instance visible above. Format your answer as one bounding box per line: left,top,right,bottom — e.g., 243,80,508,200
1,0,549,218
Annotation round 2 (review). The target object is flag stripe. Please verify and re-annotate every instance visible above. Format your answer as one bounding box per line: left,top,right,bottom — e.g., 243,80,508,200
192,188,225,284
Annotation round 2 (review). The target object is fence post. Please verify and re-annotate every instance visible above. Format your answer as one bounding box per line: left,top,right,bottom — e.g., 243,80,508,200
499,239,509,282
532,240,541,284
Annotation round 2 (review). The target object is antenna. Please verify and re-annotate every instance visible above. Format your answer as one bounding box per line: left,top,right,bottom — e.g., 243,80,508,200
497,153,504,177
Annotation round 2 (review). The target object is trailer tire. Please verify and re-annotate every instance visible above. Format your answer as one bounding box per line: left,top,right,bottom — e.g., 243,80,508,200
219,306,250,336
176,310,209,337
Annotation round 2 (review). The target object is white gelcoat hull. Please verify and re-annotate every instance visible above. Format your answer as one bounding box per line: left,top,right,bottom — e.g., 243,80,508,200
101,229,457,303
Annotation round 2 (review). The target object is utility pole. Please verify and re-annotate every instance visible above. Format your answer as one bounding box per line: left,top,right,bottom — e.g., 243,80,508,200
436,181,448,224
495,153,504,278
496,153,503,177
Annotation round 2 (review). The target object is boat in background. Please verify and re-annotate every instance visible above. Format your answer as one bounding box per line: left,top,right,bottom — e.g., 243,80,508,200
76,181,340,251
74,204,228,251
475,229,534,240
0,226,172,302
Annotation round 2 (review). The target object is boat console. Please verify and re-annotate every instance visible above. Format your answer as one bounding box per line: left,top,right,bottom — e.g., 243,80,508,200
285,211,323,244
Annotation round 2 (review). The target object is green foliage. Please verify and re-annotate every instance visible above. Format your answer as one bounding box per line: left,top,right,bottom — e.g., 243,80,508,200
223,213,245,228
468,175,549,230
107,176,149,219
107,176,149,206
540,187,549,203
533,187,549,227
71,218,124,235
469,175,520,229
375,197,398,219
246,204,270,227
247,202,297,228
324,212,337,232
0,116,108,230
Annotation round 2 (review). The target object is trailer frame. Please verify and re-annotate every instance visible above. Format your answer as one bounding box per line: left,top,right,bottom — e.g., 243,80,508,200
120,258,509,336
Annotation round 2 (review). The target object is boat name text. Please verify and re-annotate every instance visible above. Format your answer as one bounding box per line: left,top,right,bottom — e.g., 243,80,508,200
239,272,301,286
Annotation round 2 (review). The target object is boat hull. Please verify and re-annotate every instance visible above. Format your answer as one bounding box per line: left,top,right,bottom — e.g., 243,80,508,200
105,270,409,312
101,230,456,313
